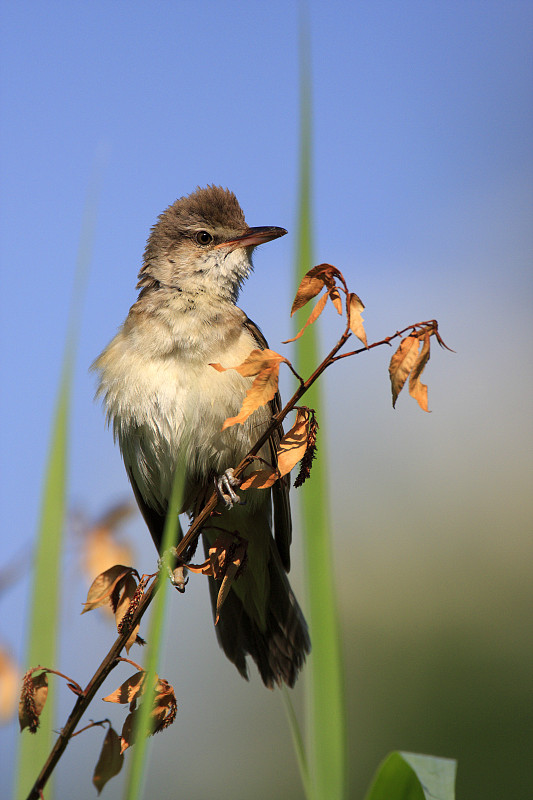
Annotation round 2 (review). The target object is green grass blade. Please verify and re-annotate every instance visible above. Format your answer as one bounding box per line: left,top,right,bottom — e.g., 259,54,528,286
291,16,346,800
15,160,101,800
123,467,185,800
15,365,72,800
282,687,312,799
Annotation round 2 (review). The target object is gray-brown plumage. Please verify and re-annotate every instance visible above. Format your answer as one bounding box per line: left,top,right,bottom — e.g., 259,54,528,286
93,186,310,687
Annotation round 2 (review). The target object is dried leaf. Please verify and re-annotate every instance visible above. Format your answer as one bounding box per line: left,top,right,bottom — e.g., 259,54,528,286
223,365,282,429
204,533,247,622
409,332,431,412
150,679,177,733
0,647,19,722
113,574,140,653
120,710,136,753
348,292,367,346
208,532,238,579
92,726,124,794
186,558,213,576
329,286,343,314
19,670,48,733
210,350,289,429
291,273,328,315
283,292,328,343
277,409,310,477
82,565,136,614
215,542,246,624
210,348,286,378
240,467,279,490
118,678,177,752
389,335,420,408
103,670,146,706
290,263,341,315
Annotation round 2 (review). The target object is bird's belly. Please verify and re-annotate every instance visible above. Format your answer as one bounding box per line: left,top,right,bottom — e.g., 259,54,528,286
104,342,270,513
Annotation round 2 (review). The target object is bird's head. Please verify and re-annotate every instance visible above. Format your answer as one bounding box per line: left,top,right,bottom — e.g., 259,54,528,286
138,185,287,302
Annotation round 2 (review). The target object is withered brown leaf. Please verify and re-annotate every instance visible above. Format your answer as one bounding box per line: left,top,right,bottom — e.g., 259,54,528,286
277,409,310,477
82,565,136,614
103,670,147,707
329,286,343,315
283,292,328,343
19,669,48,733
409,332,431,412
204,533,247,623
389,335,421,408
117,677,177,752
348,292,367,346
290,263,342,315
92,726,124,794
240,467,279,490
211,350,288,429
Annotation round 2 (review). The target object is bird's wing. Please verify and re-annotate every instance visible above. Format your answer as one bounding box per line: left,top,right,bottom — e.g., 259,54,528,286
243,317,292,571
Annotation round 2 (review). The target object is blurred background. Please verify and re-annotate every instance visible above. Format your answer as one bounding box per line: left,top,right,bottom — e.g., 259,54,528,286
1,1,532,798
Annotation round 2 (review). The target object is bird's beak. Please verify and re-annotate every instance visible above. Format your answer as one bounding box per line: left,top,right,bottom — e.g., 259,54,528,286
215,226,287,250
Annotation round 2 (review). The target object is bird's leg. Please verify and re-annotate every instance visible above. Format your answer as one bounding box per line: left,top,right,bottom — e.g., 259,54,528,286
215,468,244,509
158,549,188,593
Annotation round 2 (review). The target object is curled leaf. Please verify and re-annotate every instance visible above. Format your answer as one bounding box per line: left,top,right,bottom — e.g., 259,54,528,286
290,263,341,315
206,533,248,623
19,669,48,733
214,543,247,624
348,292,367,346
118,677,177,752
82,565,136,614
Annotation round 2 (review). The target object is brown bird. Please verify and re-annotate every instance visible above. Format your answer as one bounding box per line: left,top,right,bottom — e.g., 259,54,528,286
93,186,310,687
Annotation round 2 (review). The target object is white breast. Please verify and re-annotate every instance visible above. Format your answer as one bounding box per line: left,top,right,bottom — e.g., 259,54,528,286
94,305,271,513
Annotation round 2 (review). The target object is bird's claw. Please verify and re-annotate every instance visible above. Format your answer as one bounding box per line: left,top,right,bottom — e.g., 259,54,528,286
216,468,243,509
158,548,188,593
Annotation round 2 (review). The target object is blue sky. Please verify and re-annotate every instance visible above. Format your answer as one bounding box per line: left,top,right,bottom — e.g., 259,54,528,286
1,2,532,798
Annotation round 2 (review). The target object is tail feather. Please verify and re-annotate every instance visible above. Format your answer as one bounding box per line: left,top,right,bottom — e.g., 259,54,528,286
205,538,310,689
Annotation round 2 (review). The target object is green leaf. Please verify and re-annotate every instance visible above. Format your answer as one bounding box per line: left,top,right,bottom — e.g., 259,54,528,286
364,751,457,800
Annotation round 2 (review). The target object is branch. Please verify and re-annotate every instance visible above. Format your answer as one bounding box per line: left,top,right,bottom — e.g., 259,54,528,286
25,579,158,800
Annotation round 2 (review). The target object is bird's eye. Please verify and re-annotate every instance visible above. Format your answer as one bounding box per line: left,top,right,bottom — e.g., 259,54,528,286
195,230,213,245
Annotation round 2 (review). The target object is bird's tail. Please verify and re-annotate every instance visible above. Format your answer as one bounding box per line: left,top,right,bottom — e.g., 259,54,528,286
204,532,310,688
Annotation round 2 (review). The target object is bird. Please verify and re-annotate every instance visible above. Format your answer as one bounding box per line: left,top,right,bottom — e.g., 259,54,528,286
92,185,310,688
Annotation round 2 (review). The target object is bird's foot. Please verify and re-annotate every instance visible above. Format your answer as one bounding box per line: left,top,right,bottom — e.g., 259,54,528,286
158,548,188,593
216,468,244,509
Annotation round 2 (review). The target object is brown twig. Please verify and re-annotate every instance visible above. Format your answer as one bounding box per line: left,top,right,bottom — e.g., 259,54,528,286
25,578,158,800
